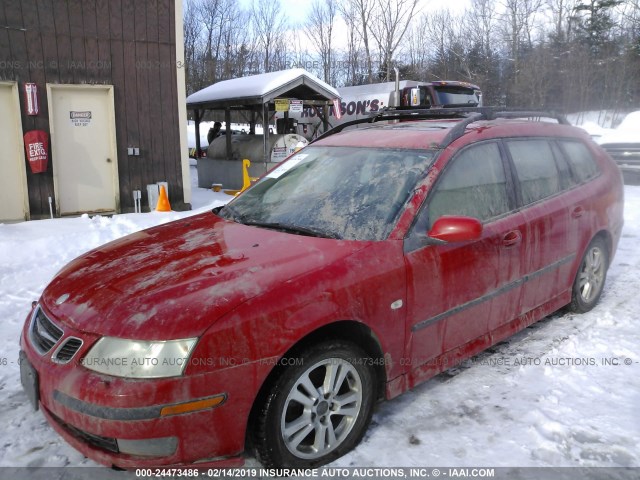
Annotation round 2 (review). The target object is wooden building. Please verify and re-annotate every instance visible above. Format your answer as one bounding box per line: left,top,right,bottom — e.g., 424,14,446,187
0,0,190,221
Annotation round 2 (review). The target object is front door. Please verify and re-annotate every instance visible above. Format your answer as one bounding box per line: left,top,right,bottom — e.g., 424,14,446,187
0,82,29,222
48,85,118,215
404,141,521,386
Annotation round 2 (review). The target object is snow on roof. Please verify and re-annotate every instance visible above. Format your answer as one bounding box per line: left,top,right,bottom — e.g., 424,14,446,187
186,69,340,107
338,81,421,96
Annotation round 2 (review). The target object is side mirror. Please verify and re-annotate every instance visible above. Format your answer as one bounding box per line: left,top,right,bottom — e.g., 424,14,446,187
428,215,482,243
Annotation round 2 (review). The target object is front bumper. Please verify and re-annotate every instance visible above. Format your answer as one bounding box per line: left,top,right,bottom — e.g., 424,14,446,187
19,308,256,469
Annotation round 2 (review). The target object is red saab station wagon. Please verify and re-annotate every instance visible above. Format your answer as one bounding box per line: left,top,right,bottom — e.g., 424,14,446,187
20,108,624,469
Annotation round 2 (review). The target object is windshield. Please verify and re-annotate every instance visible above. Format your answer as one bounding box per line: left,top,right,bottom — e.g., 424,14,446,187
434,86,481,106
218,146,435,241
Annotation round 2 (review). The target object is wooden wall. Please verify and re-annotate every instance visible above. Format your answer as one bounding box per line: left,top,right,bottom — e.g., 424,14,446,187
0,0,187,217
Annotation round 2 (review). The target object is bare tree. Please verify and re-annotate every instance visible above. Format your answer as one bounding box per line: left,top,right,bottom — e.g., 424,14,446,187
184,0,204,94
458,0,504,103
343,0,378,82
252,0,288,72
404,14,430,80
197,0,225,84
306,0,337,82
424,10,457,79
499,0,544,103
337,0,365,85
546,0,578,40
219,1,256,79
466,0,499,59
369,0,419,81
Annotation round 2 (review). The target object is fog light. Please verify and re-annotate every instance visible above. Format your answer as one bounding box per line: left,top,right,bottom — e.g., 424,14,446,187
116,437,178,457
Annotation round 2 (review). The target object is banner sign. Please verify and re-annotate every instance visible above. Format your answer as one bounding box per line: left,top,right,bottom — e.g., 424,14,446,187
332,98,342,119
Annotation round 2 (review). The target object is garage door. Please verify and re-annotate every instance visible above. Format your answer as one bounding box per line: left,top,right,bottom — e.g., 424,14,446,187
0,82,29,222
48,84,119,215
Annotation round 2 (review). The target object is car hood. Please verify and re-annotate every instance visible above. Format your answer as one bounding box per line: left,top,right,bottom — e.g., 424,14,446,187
41,213,368,340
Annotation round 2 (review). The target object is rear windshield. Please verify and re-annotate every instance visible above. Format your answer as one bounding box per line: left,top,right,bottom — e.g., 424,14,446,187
434,86,480,106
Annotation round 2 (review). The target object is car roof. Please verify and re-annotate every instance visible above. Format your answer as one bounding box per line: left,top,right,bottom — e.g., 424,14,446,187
313,118,589,150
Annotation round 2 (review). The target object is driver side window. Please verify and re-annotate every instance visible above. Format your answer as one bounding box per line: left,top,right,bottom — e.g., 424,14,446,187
428,142,510,229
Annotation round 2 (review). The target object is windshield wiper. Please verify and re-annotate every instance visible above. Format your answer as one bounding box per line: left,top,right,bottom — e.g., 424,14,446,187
215,204,245,222
241,221,342,239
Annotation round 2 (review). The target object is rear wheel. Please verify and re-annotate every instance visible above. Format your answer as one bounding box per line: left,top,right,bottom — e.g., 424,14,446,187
254,341,375,468
569,237,608,313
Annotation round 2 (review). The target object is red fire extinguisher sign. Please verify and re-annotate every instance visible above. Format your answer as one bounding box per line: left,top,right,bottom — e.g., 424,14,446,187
24,83,39,115
24,130,49,174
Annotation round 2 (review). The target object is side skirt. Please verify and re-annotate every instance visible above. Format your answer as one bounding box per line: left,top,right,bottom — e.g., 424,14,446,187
390,290,572,395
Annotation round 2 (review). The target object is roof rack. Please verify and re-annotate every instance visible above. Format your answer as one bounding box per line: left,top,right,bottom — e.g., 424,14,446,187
311,107,569,149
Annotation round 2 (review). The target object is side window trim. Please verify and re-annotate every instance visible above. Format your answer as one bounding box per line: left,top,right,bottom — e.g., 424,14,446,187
497,139,520,210
549,139,577,191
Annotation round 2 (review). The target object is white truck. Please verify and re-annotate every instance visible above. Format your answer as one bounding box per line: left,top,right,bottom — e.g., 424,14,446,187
278,78,483,139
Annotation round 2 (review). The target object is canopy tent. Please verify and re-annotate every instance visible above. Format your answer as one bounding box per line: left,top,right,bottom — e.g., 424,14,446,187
186,69,340,171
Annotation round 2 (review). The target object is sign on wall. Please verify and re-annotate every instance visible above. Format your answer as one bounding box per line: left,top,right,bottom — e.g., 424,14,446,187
24,83,39,115
274,98,290,112
70,111,92,127
289,100,303,113
24,130,49,174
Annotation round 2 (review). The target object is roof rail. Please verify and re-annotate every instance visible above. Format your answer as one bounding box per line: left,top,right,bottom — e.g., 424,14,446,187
311,107,570,148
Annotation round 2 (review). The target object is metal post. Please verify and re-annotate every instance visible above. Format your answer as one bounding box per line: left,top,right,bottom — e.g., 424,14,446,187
225,108,232,161
322,104,329,133
194,109,202,156
250,107,256,135
263,103,269,174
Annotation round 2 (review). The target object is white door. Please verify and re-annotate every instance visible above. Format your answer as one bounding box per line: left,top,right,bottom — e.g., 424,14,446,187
0,82,29,222
48,85,118,215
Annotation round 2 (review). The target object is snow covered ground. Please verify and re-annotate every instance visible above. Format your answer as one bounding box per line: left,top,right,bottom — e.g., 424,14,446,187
0,165,639,469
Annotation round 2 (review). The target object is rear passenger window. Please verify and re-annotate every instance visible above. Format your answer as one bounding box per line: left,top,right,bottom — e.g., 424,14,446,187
560,140,599,183
506,140,561,205
428,142,509,227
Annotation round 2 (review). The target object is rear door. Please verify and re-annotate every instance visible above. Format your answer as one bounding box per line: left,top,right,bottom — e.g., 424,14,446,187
503,139,575,312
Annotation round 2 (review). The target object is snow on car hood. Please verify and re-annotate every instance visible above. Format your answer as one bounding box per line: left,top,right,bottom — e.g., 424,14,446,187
40,212,367,340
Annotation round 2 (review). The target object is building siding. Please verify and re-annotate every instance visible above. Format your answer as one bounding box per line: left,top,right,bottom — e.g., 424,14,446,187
0,0,188,217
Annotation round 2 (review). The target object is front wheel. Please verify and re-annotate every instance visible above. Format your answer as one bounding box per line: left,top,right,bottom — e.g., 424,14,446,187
569,237,609,313
254,341,376,468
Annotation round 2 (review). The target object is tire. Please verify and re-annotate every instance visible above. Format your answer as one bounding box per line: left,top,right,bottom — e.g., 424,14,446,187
254,341,376,468
568,236,609,313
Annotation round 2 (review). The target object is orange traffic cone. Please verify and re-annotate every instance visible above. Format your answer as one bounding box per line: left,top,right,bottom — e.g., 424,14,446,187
156,185,171,212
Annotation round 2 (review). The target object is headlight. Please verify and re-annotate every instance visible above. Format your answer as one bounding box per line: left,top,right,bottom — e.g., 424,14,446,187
82,337,198,378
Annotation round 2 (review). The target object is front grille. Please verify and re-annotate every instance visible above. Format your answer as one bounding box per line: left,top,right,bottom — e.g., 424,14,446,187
50,411,119,454
30,307,64,355
54,337,83,363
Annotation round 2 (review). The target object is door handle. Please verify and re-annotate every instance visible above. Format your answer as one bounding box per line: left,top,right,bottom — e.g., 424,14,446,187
106,158,112,163
571,206,584,218
502,230,522,247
